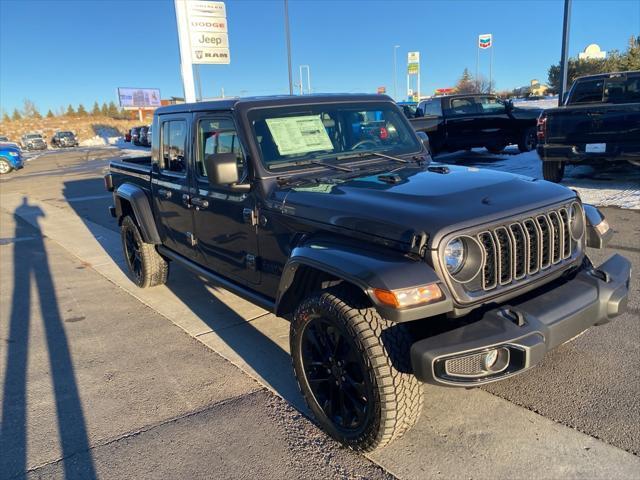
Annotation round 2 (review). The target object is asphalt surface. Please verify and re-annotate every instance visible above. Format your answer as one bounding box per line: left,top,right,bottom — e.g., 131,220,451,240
1,146,639,478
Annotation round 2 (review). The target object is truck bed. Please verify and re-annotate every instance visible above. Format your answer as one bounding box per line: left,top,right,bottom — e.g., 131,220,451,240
108,156,152,191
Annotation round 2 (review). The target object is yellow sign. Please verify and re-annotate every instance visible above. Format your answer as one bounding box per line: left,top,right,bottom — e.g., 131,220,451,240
408,63,419,74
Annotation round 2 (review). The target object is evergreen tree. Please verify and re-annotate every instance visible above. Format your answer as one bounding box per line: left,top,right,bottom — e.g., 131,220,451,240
46,109,55,118
455,68,477,94
92,101,101,116
101,102,109,116
77,104,88,116
2,112,10,123
12,109,22,121
66,104,76,116
107,101,119,118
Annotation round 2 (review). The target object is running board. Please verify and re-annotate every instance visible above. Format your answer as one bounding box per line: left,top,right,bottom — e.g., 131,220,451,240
157,246,276,313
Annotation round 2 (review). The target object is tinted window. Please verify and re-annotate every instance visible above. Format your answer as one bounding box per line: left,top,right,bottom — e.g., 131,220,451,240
477,97,506,113
445,98,477,115
604,76,640,104
423,100,443,116
161,120,187,174
570,79,604,104
197,118,245,179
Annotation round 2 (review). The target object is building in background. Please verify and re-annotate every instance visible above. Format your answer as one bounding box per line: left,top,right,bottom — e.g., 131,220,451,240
579,44,607,60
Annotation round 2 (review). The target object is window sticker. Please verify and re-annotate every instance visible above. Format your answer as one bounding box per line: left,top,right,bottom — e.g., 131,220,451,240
265,115,334,156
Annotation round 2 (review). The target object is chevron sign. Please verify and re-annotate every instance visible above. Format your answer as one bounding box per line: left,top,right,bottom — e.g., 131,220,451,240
479,34,492,49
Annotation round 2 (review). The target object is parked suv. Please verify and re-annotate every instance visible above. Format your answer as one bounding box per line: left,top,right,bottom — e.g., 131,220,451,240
105,94,630,452
20,133,47,151
131,126,142,145
139,125,151,147
537,71,640,182
51,130,79,148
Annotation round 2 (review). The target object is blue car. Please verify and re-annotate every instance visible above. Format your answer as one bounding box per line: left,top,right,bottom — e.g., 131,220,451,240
0,144,24,175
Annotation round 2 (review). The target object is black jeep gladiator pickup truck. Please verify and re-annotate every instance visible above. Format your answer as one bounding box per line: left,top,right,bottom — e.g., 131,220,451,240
537,71,640,182
410,94,540,155
105,94,630,451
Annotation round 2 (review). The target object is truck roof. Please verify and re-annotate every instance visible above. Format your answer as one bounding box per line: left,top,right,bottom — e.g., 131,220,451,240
573,70,639,82
155,93,394,115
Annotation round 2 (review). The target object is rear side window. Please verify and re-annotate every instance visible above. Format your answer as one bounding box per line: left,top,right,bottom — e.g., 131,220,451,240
423,100,443,116
444,98,477,116
604,76,640,104
477,97,506,114
161,120,187,174
569,79,604,104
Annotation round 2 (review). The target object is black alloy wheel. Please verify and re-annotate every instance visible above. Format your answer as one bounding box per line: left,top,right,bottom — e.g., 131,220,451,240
300,314,375,435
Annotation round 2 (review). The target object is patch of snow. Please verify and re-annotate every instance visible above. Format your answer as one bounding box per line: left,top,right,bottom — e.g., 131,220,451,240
437,147,640,210
512,96,559,110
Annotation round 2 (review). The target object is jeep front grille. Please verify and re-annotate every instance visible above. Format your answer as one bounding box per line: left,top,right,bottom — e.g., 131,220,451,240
477,207,575,291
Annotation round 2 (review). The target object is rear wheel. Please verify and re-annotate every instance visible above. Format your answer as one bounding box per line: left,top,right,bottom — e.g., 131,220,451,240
290,288,423,452
542,161,565,182
0,159,13,175
517,127,537,153
120,215,168,288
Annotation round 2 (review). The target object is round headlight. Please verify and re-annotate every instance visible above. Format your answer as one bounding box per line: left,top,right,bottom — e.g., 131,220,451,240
569,201,584,240
444,238,465,274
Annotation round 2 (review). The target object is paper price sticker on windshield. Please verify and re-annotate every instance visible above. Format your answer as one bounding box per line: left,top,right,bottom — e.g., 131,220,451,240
266,115,334,156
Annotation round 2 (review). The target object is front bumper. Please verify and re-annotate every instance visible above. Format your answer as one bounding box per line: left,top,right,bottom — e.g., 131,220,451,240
411,254,631,386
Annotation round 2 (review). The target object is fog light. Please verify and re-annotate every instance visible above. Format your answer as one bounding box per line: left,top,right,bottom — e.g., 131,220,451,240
483,349,499,370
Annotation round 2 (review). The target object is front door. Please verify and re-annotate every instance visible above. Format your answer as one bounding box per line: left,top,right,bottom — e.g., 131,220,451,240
191,115,260,285
152,114,196,259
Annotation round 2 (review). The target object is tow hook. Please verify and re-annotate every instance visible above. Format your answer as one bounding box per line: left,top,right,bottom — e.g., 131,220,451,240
500,307,526,327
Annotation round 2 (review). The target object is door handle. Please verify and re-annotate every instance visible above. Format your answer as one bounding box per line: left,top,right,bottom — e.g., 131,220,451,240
191,197,209,210
157,188,172,199
182,193,193,208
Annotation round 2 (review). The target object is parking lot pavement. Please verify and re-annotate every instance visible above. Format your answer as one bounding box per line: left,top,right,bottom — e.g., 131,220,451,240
2,147,639,478
0,210,390,480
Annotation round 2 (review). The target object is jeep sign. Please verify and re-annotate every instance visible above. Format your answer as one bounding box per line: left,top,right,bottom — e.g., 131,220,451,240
183,1,230,64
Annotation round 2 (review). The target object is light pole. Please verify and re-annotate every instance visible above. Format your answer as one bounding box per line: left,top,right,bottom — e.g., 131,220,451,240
393,45,400,100
558,0,572,105
284,0,293,95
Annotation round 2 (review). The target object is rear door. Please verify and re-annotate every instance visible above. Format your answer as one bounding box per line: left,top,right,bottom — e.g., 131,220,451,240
443,97,481,148
475,96,511,144
151,114,196,259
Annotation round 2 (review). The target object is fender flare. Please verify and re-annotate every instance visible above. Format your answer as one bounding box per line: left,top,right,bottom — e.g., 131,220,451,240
114,183,161,244
275,239,453,322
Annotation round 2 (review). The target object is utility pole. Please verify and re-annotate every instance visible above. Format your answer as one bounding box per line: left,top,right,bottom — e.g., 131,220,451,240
284,0,293,95
299,65,311,94
393,45,400,100
559,0,572,106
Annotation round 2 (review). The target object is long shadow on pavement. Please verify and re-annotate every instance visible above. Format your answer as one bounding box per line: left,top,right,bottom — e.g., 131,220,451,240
0,197,97,480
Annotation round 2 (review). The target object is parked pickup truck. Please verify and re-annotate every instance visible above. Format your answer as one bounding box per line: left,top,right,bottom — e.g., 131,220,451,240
410,94,540,155
105,94,630,451
537,71,640,182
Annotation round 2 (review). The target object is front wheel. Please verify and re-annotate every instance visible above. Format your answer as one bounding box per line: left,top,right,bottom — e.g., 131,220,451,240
290,288,423,452
518,127,537,153
542,160,565,182
0,159,13,175
120,215,169,288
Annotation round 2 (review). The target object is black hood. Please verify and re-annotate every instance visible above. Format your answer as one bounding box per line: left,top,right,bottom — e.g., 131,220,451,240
270,164,575,248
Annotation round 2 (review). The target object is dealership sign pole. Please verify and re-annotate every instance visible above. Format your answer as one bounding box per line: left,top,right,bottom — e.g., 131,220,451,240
175,1,230,102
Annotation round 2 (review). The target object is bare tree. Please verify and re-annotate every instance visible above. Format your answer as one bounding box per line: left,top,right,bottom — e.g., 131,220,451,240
22,98,41,118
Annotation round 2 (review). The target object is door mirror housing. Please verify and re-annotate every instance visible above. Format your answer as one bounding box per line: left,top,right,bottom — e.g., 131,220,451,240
204,152,239,186
505,99,514,111
416,131,430,152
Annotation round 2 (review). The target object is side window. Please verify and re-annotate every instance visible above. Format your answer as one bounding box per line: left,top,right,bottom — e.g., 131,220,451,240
160,120,187,174
445,98,478,116
197,118,245,179
424,100,443,116
570,79,604,104
478,97,506,114
604,76,640,104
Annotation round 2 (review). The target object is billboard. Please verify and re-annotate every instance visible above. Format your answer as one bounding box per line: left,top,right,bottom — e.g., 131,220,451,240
117,88,162,108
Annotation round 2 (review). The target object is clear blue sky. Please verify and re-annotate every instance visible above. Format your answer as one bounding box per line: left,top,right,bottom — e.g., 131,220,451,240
1,0,638,114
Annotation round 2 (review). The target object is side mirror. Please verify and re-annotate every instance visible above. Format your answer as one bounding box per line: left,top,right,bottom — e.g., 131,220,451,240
416,131,431,153
505,99,514,111
414,108,424,118
203,152,239,186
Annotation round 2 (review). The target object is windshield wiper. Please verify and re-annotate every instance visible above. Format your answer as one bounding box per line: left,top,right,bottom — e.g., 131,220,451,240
336,149,409,164
309,160,354,172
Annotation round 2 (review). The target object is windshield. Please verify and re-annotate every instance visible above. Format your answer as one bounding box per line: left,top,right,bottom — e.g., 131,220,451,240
248,102,421,170
26,134,42,139
59,131,73,137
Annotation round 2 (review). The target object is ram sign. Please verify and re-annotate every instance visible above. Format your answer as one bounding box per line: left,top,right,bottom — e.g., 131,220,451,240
117,88,162,108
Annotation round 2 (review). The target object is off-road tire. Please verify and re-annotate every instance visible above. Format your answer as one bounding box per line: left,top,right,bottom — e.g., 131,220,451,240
518,126,537,153
290,288,423,452
542,160,565,182
120,215,168,288
0,159,13,175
